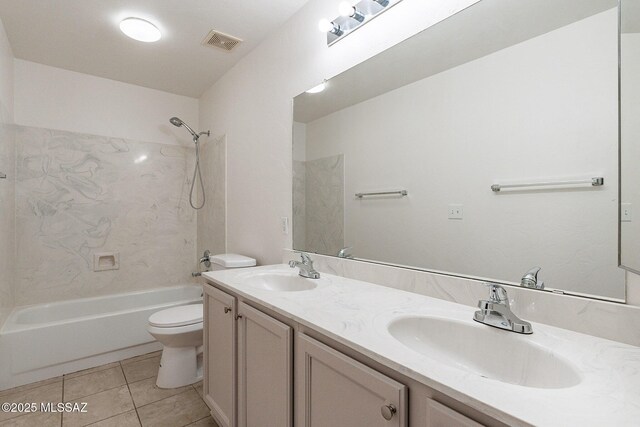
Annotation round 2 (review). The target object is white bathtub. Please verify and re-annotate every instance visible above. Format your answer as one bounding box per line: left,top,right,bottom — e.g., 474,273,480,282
0,285,202,390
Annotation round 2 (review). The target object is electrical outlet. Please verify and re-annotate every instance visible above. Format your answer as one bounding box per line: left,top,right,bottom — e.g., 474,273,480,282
622,203,632,222
281,217,290,234
448,204,464,220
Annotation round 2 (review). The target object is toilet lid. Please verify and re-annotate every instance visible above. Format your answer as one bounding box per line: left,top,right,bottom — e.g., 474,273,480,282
149,304,203,328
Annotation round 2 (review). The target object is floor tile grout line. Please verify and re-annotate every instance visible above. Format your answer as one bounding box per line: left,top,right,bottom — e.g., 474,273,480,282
134,387,193,411
62,381,132,404
122,361,144,427
62,363,120,382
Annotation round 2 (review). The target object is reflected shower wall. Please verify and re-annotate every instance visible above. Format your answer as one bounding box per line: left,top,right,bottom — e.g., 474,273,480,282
293,154,345,256
12,126,198,306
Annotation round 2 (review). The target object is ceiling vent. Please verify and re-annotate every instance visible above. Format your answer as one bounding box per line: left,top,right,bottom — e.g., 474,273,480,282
201,30,243,52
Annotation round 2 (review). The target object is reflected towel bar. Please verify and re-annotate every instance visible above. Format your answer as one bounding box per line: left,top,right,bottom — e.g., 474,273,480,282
356,190,408,198
491,177,603,192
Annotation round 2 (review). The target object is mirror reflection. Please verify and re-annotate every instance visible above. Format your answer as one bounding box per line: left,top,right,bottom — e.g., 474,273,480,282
293,0,624,300
621,0,640,275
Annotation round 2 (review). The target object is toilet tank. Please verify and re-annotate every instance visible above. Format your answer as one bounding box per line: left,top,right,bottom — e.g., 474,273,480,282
209,253,256,271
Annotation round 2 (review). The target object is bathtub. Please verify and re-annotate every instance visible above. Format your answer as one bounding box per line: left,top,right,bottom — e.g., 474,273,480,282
0,285,202,390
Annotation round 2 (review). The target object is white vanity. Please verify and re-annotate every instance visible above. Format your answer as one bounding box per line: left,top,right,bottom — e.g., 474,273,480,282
201,265,640,427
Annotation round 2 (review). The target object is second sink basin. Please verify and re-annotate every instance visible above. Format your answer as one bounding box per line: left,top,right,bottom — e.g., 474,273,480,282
240,271,318,292
388,316,582,389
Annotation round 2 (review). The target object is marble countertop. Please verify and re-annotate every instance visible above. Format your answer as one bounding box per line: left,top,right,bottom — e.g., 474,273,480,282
203,265,640,426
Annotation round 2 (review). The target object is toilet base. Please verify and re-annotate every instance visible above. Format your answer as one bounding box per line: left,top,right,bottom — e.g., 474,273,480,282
156,345,203,389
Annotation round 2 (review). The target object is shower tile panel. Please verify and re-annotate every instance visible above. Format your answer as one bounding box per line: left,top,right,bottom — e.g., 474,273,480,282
0,124,15,325
197,135,226,259
14,126,197,306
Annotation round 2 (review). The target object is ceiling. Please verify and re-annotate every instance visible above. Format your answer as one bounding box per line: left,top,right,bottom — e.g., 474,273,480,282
0,0,309,98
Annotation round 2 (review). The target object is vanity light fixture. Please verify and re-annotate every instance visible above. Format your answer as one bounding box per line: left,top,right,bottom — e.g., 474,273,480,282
119,17,161,42
306,81,327,94
338,2,365,22
319,0,403,46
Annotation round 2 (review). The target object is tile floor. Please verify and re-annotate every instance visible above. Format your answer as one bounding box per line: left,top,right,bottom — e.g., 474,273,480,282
0,351,219,427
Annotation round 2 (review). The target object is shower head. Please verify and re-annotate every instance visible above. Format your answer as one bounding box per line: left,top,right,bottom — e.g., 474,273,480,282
170,116,198,139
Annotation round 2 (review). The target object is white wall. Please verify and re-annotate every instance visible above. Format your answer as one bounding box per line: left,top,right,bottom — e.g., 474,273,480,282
303,10,623,299
0,16,14,326
14,60,199,146
199,0,480,264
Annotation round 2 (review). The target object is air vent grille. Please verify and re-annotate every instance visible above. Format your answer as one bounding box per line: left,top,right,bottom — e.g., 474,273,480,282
202,30,242,52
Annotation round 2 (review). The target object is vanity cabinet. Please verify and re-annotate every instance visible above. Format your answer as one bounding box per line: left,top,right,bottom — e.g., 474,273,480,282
204,280,497,427
237,302,292,427
203,286,237,427
203,287,293,427
296,333,407,427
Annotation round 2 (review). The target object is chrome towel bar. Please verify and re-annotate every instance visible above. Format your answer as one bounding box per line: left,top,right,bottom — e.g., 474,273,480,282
491,177,603,192
355,190,408,198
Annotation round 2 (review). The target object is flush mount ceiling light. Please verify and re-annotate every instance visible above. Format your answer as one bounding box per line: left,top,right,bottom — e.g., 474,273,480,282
120,17,161,42
306,81,327,94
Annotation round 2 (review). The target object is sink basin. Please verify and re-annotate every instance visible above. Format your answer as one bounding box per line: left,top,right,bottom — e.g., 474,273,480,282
388,316,581,389
241,272,318,292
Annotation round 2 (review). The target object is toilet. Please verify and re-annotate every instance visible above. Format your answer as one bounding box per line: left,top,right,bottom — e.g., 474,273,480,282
147,253,256,388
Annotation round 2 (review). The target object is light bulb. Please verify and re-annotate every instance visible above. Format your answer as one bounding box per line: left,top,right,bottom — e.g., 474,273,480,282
318,19,335,33
338,2,355,17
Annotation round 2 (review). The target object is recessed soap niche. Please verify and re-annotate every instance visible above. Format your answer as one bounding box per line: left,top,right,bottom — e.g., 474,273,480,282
93,252,120,272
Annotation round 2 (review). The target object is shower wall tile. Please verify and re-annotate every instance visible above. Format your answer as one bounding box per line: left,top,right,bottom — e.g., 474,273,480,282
0,124,15,325
305,154,344,256
292,160,306,251
197,135,226,260
14,126,197,306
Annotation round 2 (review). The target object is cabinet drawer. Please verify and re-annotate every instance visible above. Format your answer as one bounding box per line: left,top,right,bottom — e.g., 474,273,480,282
296,333,407,427
425,398,484,427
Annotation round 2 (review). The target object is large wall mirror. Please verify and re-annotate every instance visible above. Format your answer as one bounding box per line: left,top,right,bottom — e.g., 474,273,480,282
293,0,625,301
621,0,640,275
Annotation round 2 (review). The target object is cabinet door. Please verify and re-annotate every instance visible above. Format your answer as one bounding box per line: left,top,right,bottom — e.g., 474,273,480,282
203,286,236,427
425,398,484,427
237,302,292,427
296,334,407,427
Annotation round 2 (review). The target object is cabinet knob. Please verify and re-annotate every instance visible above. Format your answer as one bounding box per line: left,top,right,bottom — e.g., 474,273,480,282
381,403,396,421
235,314,243,320
224,307,232,313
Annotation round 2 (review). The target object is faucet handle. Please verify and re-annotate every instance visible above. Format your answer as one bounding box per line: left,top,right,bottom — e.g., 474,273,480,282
294,251,313,265
485,283,508,303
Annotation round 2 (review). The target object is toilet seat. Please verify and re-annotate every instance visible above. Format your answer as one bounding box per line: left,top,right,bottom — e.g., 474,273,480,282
149,304,203,328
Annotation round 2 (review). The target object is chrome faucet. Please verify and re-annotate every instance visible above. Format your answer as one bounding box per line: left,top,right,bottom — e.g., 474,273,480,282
337,246,353,259
521,267,544,289
473,283,532,334
289,252,320,279
192,250,212,277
